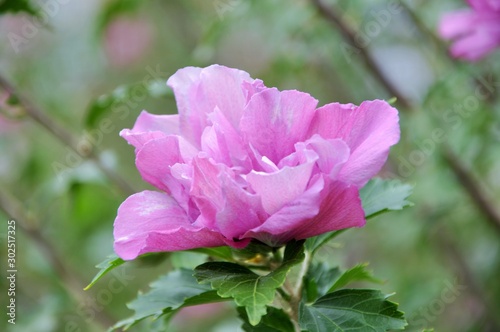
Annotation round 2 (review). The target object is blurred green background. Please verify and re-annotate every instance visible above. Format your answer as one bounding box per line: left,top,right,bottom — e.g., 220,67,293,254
1,0,499,331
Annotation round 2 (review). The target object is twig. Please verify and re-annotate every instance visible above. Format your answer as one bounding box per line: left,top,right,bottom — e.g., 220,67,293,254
0,189,115,328
442,146,500,235
310,0,412,109
0,74,136,196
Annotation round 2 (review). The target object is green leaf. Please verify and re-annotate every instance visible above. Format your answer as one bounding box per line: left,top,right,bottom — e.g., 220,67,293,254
303,263,341,302
194,240,305,326
85,254,125,290
360,178,413,219
111,269,225,331
0,0,38,16
85,80,170,128
328,263,382,293
190,246,234,261
238,306,295,332
299,289,407,332
305,230,345,254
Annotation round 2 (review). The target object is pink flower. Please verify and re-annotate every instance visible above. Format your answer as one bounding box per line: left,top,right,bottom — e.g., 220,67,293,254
103,16,153,67
114,65,400,260
438,0,500,61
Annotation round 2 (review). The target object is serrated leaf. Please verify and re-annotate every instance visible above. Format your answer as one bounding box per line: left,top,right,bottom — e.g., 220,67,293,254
299,289,407,332
85,254,125,290
238,306,295,332
111,269,225,331
0,0,38,16
194,240,305,326
328,263,382,293
360,178,413,219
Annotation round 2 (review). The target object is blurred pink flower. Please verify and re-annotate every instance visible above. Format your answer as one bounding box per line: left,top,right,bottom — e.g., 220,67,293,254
438,0,500,61
103,16,153,67
114,65,400,260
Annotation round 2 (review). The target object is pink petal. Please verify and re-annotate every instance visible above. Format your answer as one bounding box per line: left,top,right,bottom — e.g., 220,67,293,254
246,154,318,215
438,11,476,39
135,135,196,191
191,157,266,238
287,180,365,240
240,88,318,164
243,178,365,246
467,0,500,12
450,29,500,60
303,135,350,178
167,65,254,147
201,107,251,170
120,111,180,150
113,191,228,260
308,100,400,187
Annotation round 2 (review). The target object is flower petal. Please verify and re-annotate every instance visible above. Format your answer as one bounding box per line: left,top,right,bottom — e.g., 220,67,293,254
167,65,254,147
243,178,365,246
191,157,266,239
240,88,318,164
120,110,180,150
438,11,476,39
113,191,227,260
246,154,317,215
308,100,399,187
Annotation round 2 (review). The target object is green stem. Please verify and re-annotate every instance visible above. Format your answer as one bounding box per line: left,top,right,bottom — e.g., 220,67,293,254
288,250,311,331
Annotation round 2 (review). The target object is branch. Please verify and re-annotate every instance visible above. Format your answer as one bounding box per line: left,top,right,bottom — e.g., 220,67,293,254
310,0,500,238
0,74,136,196
310,0,412,109
0,189,115,328
442,146,500,235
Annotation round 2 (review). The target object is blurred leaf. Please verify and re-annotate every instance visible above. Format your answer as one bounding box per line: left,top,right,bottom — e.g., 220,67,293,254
85,254,125,290
171,251,208,270
111,269,225,331
360,178,414,219
387,97,397,105
0,0,38,16
238,306,295,332
327,263,382,293
194,240,305,326
95,0,142,35
85,80,170,128
299,289,407,332
307,179,413,254
190,246,234,262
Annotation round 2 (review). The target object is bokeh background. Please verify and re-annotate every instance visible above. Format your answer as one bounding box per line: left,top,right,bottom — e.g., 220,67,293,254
1,0,499,331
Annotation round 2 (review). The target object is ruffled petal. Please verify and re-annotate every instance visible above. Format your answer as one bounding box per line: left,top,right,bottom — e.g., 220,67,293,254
120,110,180,150
191,157,266,238
308,100,399,187
240,88,318,164
246,153,318,215
113,191,228,260
167,65,254,147
243,178,365,246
